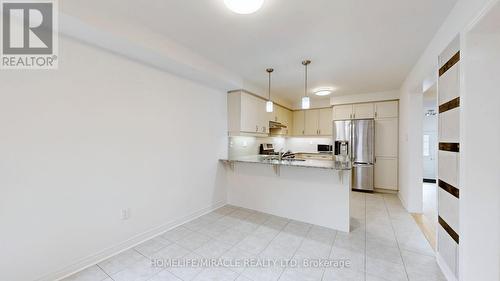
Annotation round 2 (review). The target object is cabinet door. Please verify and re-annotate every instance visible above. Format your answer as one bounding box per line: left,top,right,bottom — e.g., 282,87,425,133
274,106,283,123
333,105,353,120
240,93,260,133
258,98,271,134
293,110,305,136
318,108,333,135
304,109,320,135
353,103,375,119
282,108,293,135
375,101,398,118
374,157,398,190
375,118,398,157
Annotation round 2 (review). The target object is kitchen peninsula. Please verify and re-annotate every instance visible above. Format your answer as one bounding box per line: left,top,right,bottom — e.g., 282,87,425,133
221,155,352,232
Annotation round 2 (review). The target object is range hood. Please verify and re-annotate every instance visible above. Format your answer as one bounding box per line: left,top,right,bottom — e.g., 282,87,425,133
269,121,288,136
269,121,287,129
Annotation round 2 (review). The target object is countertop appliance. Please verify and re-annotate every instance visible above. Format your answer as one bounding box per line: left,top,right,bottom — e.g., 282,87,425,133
260,143,278,155
333,119,375,192
317,144,333,153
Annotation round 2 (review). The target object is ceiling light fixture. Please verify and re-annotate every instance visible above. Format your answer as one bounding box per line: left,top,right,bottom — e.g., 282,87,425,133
266,68,274,113
224,0,264,14
314,88,333,96
301,60,311,109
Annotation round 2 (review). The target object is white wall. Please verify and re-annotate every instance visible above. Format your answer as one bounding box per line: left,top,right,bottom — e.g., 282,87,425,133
461,2,500,279
285,137,332,153
330,90,399,105
0,37,228,281
398,0,492,213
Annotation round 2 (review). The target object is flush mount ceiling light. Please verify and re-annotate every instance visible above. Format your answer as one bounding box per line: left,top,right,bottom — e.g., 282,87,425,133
266,68,274,113
224,0,264,14
301,60,311,109
314,88,334,96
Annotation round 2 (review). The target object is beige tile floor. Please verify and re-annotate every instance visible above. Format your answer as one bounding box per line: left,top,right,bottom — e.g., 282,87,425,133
63,192,445,281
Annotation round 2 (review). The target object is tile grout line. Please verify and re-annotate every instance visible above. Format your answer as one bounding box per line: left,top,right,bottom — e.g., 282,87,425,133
275,223,313,281
177,206,251,281
364,193,367,281
382,194,410,281
96,264,115,281
320,222,339,281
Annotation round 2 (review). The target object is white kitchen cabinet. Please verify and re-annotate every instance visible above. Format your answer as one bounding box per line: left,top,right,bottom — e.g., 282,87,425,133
319,108,333,135
374,101,399,118
292,108,333,136
333,104,353,120
374,157,398,190
375,118,398,157
353,103,375,119
283,108,293,135
228,91,272,135
240,92,260,133
304,109,320,135
273,105,293,135
293,110,305,136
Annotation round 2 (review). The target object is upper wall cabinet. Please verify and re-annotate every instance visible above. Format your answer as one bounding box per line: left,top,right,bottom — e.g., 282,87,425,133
353,103,375,119
304,109,320,135
333,105,353,120
374,101,399,118
228,91,293,136
293,110,305,136
333,101,398,120
319,108,333,135
293,108,333,136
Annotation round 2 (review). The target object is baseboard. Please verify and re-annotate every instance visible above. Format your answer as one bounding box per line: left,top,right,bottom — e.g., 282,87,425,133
38,200,227,281
374,188,398,194
436,252,458,281
398,191,408,210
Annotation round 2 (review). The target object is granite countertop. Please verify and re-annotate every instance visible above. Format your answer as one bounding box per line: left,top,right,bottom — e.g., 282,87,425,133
220,155,352,170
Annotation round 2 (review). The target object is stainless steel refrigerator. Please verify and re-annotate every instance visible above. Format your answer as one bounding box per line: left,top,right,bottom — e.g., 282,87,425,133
333,119,375,192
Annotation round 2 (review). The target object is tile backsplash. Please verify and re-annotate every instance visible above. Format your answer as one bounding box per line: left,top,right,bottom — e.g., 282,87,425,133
286,137,332,153
228,136,331,158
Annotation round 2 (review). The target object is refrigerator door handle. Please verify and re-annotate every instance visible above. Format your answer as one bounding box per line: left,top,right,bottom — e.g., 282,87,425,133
351,121,356,162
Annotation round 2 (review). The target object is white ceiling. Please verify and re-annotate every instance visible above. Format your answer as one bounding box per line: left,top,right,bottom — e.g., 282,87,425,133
62,0,457,105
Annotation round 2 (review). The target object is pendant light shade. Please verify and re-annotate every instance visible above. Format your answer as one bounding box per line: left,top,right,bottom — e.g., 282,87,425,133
266,68,274,113
301,96,310,109
301,60,311,109
266,100,274,113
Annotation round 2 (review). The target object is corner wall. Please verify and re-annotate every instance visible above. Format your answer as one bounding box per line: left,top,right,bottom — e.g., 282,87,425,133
398,0,491,212
0,37,228,281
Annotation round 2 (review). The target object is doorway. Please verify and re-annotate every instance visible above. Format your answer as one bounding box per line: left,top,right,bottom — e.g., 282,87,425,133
417,84,438,249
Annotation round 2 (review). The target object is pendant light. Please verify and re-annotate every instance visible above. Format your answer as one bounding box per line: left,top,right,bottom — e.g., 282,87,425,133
301,60,311,109
266,68,274,113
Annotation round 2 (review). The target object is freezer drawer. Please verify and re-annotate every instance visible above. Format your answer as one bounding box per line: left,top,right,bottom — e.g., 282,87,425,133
352,164,374,191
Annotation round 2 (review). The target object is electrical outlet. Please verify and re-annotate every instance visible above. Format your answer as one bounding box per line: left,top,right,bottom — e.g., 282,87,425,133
121,208,130,220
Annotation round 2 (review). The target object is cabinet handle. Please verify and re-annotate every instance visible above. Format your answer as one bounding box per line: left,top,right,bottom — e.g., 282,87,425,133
353,113,356,119
375,112,378,118
302,130,304,135
319,129,321,135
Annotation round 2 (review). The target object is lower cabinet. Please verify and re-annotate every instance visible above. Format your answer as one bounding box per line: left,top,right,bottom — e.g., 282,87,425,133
374,157,398,190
